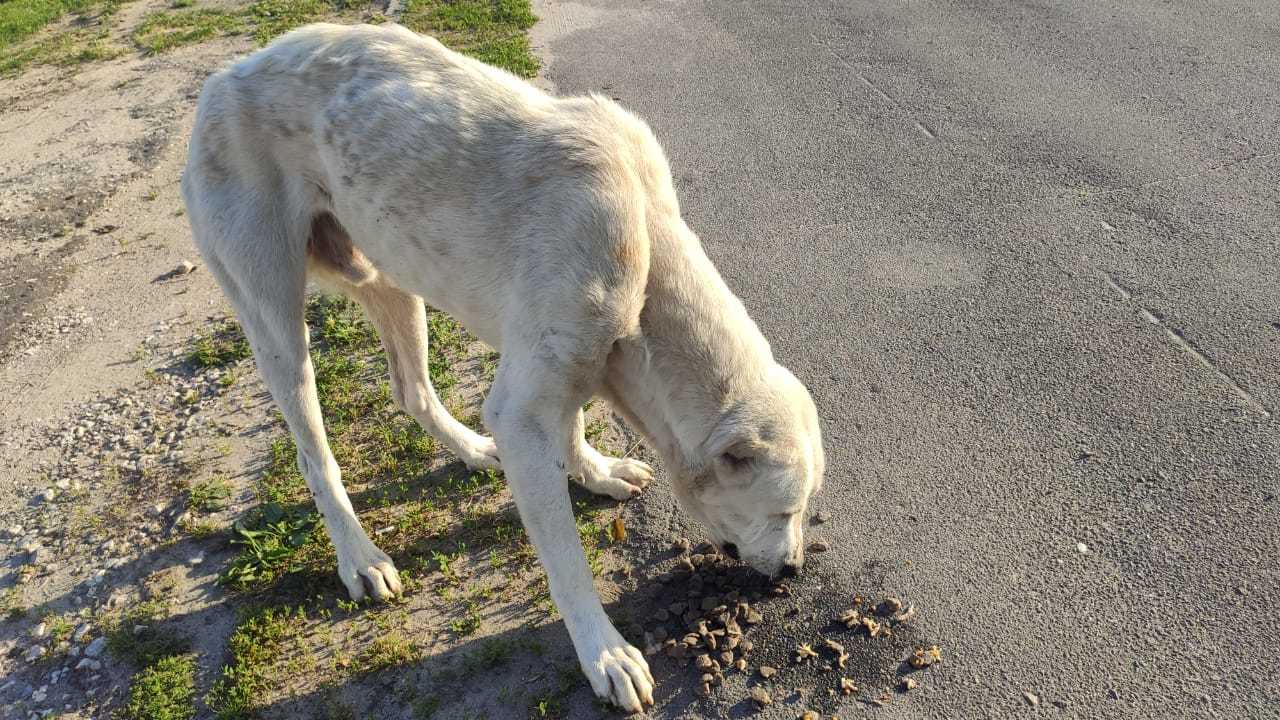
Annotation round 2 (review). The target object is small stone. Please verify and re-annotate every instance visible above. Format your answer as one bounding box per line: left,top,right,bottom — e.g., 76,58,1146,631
837,608,860,628
840,677,857,695
744,608,763,625
39,489,57,503
807,539,830,553
750,686,772,708
759,665,777,679
719,651,734,665
701,673,714,685
83,637,107,658
740,640,754,653
75,659,101,672
1023,691,1039,706
695,654,714,670
673,537,691,552
176,260,197,275
734,658,747,672
1077,542,1090,554
188,554,204,566
813,511,830,524
698,682,712,697
800,711,819,720
24,645,46,662
32,622,48,639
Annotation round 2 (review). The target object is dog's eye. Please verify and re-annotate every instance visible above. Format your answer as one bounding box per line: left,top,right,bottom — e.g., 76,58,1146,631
721,451,751,471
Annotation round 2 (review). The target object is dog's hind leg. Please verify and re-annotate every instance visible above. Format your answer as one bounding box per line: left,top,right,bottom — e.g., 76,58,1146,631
187,200,401,602
306,217,503,472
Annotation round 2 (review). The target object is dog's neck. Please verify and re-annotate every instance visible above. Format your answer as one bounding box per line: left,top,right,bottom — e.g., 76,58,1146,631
603,219,773,478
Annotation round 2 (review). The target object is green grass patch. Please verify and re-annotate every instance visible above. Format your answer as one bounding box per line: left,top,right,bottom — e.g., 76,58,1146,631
190,476,234,513
105,599,190,667
222,503,321,589
189,320,252,369
132,7,245,54
207,605,305,720
0,0,124,76
0,0,106,47
353,630,421,672
130,0,539,78
402,0,538,77
123,653,198,720
132,0,378,55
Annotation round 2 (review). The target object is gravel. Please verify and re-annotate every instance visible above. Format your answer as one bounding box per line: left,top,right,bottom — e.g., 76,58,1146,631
82,636,106,659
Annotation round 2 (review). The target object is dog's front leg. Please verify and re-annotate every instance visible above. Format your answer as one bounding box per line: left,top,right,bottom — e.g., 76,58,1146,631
484,360,654,712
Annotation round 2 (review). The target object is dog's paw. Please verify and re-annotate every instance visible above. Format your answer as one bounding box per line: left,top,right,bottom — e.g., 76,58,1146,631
335,538,402,602
454,433,502,472
577,449,653,501
577,630,655,713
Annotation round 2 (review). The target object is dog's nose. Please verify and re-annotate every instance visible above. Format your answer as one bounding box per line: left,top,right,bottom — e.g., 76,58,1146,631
722,543,740,560
777,561,801,579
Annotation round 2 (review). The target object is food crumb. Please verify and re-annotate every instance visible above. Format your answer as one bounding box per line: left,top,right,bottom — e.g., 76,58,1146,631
750,686,772,708
794,643,819,663
909,645,943,668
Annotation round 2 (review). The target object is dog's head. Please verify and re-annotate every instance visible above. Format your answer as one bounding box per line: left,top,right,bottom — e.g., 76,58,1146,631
673,364,825,579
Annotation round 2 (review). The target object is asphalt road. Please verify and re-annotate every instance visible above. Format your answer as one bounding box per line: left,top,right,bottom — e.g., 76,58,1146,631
533,1,1279,718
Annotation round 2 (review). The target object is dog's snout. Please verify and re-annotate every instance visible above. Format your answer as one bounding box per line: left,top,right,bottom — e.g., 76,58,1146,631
777,560,801,579
722,543,740,560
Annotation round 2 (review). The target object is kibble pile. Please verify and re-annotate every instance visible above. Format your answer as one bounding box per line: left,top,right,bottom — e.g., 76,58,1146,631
643,538,943,714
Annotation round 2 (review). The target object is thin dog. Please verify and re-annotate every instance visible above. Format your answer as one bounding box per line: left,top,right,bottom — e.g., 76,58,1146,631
182,23,825,711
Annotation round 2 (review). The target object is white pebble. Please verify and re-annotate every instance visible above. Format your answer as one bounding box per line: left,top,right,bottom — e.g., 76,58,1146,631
1076,542,1089,554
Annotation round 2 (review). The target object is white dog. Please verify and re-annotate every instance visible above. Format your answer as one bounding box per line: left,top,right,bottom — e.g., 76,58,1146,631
182,23,824,711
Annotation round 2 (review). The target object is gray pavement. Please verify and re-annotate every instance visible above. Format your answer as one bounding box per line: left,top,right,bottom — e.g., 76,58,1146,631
534,1,1279,718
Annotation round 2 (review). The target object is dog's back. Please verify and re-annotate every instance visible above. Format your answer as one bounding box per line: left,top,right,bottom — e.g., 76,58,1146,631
187,24,666,313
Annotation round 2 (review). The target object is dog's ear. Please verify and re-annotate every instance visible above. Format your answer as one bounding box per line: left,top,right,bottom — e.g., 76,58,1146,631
715,437,766,474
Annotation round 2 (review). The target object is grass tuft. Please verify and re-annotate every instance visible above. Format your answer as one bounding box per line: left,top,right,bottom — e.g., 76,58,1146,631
188,320,252,369
105,599,190,667
221,503,321,589
123,653,198,720
207,606,305,720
